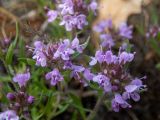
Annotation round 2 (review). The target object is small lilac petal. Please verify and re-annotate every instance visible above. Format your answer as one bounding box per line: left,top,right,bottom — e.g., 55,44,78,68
83,69,94,81
45,72,52,80
93,19,112,33
89,57,97,66
54,51,61,58
100,34,114,47
89,1,98,15
121,103,131,109
111,99,120,112
119,51,134,64
105,50,113,64
131,92,140,102
72,65,85,72
104,82,112,92
47,10,58,23
71,37,79,49
27,96,34,104
115,94,125,104
125,85,138,93
93,74,109,84
122,92,130,100
119,23,133,39
95,50,104,63
76,14,88,30
131,78,143,86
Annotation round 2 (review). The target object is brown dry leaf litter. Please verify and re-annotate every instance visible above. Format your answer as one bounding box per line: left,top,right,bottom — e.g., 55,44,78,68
96,0,152,27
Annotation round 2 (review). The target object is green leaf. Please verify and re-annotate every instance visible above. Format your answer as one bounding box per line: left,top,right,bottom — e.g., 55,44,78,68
5,43,15,64
18,58,35,66
5,22,19,64
81,36,90,49
52,104,70,117
150,38,160,56
150,7,159,24
18,38,25,58
156,63,160,70
71,111,78,120
0,47,3,59
69,94,86,119
157,32,160,41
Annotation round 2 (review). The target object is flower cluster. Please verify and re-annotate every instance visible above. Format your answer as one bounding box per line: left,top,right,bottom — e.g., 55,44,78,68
0,110,19,120
32,37,86,86
6,72,34,118
86,46,146,111
47,0,97,31
7,91,34,112
13,72,30,87
31,17,146,112
29,1,146,113
93,20,133,48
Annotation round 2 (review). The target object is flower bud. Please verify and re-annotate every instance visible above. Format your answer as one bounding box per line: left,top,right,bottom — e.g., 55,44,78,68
7,93,15,101
27,96,34,104
14,103,21,111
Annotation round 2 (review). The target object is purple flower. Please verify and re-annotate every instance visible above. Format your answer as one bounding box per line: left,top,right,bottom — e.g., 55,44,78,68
123,78,145,101
123,86,140,102
45,68,64,86
33,51,47,67
89,50,117,66
119,51,135,64
119,23,133,39
54,38,83,60
13,72,30,87
83,69,94,81
103,80,112,92
54,39,75,60
27,96,34,104
95,50,105,63
70,65,85,81
93,74,112,92
105,50,114,64
76,14,88,30
71,65,85,72
112,94,131,112
7,93,15,101
33,41,47,67
89,57,97,66
88,0,98,15
47,10,58,22
100,34,114,47
59,0,74,15
0,110,19,120
60,15,75,31
89,50,105,66
33,41,45,53
92,74,108,85
60,14,88,31
93,19,112,33
89,50,106,66
63,61,73,69
71,37,83,53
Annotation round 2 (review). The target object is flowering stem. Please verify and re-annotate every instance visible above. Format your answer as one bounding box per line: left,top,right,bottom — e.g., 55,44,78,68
86,93,105,120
